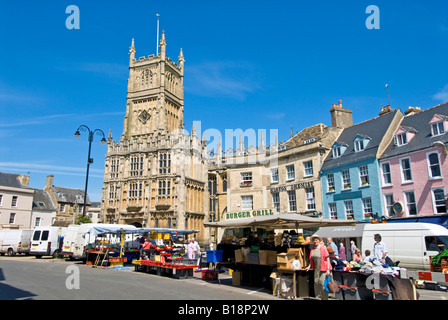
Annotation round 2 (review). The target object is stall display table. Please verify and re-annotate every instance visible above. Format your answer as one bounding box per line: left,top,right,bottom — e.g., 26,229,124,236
333,271,416,300
133,259,199,279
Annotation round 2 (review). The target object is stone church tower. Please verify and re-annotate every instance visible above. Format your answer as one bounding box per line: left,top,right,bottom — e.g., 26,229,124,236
101,33,209,244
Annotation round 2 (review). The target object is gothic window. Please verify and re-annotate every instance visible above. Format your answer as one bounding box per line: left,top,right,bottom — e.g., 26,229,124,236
159,152,171,174
130,156,144,177
158,179,171,196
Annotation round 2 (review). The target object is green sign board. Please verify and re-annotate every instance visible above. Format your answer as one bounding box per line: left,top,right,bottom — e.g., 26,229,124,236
225,208,275,220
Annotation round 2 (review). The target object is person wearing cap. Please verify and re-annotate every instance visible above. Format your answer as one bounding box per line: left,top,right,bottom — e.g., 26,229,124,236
305,234,332,300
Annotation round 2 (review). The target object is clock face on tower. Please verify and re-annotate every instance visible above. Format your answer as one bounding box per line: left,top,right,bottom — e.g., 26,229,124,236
138,110,151,124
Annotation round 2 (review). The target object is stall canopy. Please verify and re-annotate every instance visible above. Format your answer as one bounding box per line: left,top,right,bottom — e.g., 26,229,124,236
84,226,199,237
313,223,366,239
84,225,138,237
203,213,356,230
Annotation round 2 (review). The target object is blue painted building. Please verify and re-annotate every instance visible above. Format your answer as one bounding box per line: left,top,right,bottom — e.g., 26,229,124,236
320,108,403,221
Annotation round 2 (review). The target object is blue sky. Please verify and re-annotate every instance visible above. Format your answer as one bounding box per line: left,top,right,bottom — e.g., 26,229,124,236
0,1,447,202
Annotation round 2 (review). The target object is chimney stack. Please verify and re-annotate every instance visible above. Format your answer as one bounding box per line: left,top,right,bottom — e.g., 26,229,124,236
45,175,54,190
330,100,353,128
404,106,422,116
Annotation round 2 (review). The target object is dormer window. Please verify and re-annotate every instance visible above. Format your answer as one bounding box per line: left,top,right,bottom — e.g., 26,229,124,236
431,122,445,136
332,142,347,158
333,146,342,158
354,140,364,152
354,135,371,152
393,126,416,146
429,114,448,137
394,132,407,146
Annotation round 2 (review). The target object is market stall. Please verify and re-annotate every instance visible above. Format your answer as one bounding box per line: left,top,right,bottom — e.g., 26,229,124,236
130,228,201,279
84,225,138,267
204,214,357,298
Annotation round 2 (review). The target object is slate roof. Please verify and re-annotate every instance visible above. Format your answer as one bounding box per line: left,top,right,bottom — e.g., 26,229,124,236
31,189,56,211
321,109,401,171
0,172,24,188
381,102,448,159
51,186,91,205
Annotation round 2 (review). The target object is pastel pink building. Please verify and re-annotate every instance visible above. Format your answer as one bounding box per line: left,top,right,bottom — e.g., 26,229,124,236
379,104,448,218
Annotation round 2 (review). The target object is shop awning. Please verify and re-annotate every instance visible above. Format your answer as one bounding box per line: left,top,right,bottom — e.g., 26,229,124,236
315,223,366,239
203,213,356,230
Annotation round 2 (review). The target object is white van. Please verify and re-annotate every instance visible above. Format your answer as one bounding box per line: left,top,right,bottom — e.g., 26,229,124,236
30,227,67,258
361,222,448,270
61,223,137,260
0,229,33,256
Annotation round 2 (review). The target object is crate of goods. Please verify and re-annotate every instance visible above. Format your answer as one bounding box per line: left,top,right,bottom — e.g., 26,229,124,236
247,252,259,264
206,250,223,263
202,270,219,281
232,271,242,286
234,249,248,263
259,250,277,265
340,286,360,300
277,253,295,268
372,289,393,300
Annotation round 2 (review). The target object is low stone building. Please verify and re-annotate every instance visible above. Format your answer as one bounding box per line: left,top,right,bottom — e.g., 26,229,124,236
44,175,91,226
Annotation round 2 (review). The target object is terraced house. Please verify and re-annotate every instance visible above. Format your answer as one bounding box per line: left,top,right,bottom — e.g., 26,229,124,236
379,102,448,219
320,106,403,221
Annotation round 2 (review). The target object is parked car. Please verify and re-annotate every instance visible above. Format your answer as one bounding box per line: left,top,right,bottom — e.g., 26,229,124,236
0,229,33,256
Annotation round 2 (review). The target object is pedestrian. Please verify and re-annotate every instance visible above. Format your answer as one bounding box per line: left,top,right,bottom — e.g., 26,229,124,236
339,242,347,261
350,240,357,256
373,233,388,264
305,234,332,300
363,250,374,263
327,237,339,258
187,239,195,260
352,248,363,262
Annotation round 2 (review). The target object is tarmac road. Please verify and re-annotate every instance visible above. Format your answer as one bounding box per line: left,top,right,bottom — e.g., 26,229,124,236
1,255,447,301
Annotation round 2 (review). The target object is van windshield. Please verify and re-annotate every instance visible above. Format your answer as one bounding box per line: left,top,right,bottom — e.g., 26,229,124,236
33,231,41,241
425,236,448,252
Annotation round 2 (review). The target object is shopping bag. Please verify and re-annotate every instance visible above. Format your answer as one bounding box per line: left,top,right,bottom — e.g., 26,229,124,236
325,275,340,293
324,275,331,293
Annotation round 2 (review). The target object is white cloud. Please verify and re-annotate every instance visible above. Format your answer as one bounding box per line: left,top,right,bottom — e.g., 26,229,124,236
185,61,261,100
433,84,448,102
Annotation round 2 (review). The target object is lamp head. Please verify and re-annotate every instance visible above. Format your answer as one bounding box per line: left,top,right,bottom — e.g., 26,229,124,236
73,130,81,138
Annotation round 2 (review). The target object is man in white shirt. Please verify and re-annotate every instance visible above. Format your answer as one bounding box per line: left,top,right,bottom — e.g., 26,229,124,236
373,234,388,264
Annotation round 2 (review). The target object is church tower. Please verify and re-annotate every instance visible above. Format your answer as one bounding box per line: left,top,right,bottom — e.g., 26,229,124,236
122,31,185,140
101,33,209,245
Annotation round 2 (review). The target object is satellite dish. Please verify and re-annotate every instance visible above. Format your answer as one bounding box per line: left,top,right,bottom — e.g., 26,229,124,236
392,202,404,214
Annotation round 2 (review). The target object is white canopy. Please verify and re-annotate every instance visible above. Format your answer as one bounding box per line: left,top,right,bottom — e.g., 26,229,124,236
84,226,199,237
203,213,356,230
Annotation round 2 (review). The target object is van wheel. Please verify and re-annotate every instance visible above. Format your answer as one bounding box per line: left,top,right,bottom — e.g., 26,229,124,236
7,249,15,257
35,255,42,259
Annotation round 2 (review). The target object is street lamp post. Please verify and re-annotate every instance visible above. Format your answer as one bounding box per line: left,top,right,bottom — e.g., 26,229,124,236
74,125,107,217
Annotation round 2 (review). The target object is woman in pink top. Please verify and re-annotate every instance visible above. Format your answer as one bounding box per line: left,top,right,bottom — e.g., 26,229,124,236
306,234,332,300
